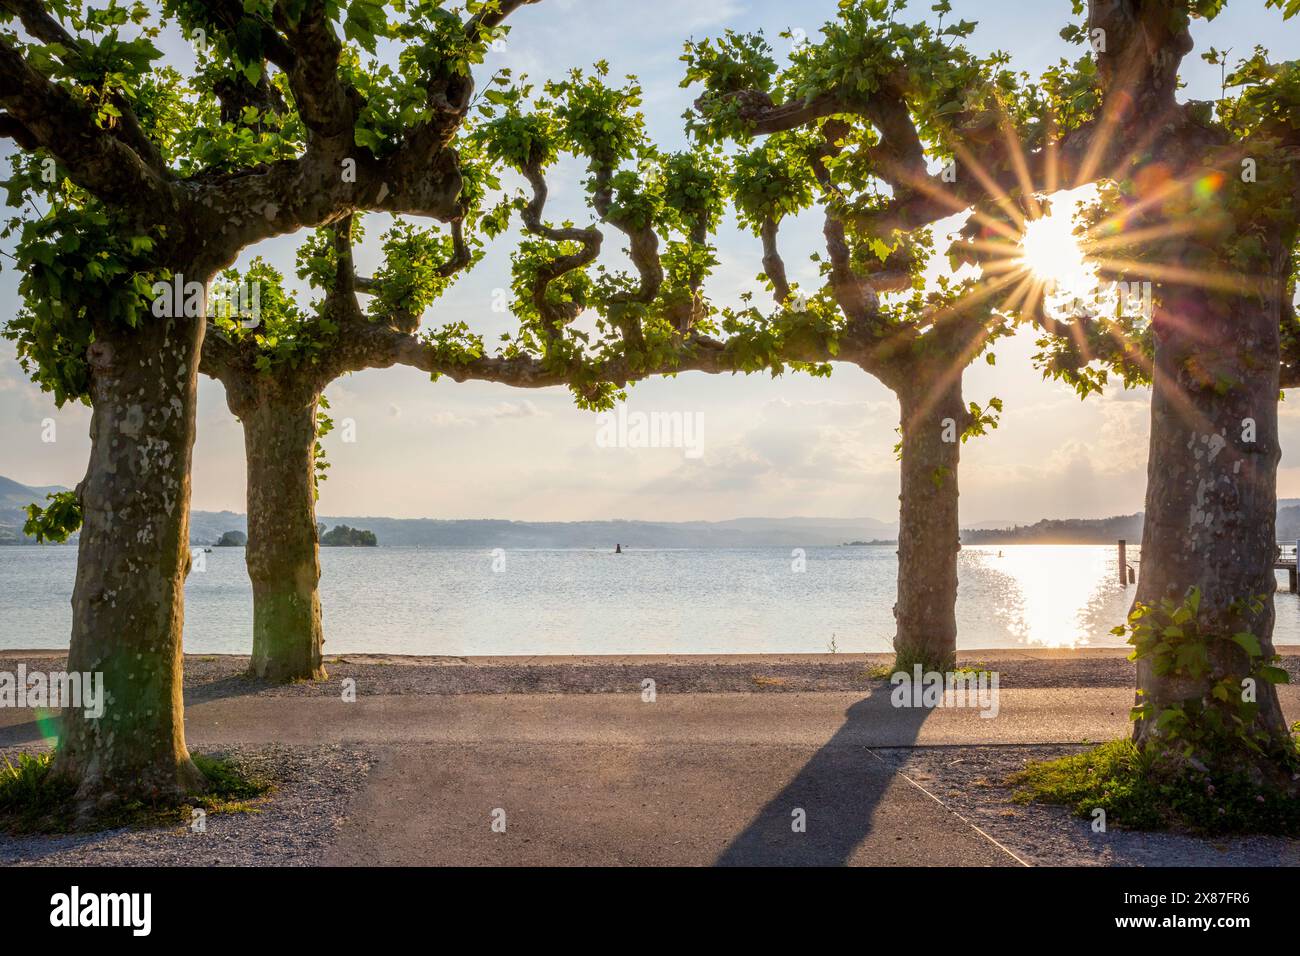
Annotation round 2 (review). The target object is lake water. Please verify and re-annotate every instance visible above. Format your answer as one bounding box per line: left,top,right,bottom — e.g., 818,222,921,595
4,544,1300,656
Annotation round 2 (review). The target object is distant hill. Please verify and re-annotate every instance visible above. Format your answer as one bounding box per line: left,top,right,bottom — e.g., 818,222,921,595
6,471,1300,548
293,514,898,548
1,474,898,548
192,510,904,548
961,513,1144,545
966,501,1300,544
1277,506,1300,543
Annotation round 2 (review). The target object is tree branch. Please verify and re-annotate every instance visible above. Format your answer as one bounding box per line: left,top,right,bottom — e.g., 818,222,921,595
520,159,603,332
0,36,174,208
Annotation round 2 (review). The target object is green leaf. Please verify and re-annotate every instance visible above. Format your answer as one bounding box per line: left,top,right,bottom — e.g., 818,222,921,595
1258,665,1290,685
1229,631,1262,657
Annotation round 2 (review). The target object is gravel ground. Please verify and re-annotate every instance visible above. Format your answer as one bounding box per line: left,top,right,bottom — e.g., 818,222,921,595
9,650,1283,697
0,745,374,866
872,745,1300,867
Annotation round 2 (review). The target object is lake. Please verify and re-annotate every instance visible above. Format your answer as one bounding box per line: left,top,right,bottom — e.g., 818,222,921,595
4,544,1299,656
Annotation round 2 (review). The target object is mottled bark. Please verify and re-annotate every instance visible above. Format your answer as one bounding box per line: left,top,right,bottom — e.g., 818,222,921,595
52,310,207,809
890,366,967,672
241,388,327,682
1133,276,1291,755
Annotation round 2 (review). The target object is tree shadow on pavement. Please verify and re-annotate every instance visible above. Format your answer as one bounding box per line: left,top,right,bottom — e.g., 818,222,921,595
715,682,932,866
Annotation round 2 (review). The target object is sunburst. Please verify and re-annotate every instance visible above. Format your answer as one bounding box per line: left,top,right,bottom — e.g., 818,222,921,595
1018,207,1093,297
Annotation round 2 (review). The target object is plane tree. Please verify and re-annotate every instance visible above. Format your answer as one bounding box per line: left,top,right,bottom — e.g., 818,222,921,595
0,0,558,810
1020,0,1300,794
677,5,1099,671
197,213,490,683
21,53,824,690
197,63,797,682
683,0,1300,799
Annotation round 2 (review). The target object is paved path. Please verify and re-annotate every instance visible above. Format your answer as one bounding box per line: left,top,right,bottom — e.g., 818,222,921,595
3,688,1297,866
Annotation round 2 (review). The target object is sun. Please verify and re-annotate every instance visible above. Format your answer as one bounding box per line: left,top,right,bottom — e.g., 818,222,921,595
1018,211,1092,296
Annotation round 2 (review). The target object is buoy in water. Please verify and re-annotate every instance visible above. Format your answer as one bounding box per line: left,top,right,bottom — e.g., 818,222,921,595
615,543,622,554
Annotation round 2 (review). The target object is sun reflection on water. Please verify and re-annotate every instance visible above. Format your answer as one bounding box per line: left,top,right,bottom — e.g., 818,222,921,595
969,545,1125,649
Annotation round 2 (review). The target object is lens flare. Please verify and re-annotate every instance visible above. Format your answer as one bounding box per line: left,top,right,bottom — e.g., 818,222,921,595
1017,209,1096,302
1020,213,1085,286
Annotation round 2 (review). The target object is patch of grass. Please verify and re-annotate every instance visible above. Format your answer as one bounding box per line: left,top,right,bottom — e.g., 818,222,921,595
891,649,956,676
1009,739,1300,836
862,658,983,681
0,751,273,835
749,675,789,688
0,753,75,832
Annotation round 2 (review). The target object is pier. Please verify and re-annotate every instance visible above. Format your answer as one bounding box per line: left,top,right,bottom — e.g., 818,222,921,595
1119,540,1300,593
1278,550,1298,593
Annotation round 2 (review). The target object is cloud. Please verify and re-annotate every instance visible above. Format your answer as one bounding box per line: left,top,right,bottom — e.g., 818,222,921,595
488,399,546,420
637,397,899,500
430,410,474,428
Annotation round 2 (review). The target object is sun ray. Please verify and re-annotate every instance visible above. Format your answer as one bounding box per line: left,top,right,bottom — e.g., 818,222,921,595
1091,257,1261,294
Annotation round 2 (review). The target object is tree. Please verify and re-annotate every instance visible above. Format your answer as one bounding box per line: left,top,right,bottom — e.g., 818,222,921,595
0,0,811,738
1030,0,1300,786
195,59,769,686
199,213,485,681
679,5,1093,671
0,0,548,809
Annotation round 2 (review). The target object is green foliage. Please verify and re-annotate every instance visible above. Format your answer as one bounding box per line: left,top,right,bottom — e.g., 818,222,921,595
2,190,163,405
677,0,1042,389
473,79,559,170
419,320,486,378
890,642,956,676
469,65,736,388
0,750,271,834
173,80,305,172
1,0,520,409
507,235,594,331
0,753,75,833
680,29,776,101
9,0,164,126
217,258,332,375
961,397,1002,442
313,394,333,497
682,0,1024,153
1114,588,1296,774
23,491,83,544
1011,739,1300,836
658,148,729,235
368,218,479,317
729,135,817,232
548,62,645,170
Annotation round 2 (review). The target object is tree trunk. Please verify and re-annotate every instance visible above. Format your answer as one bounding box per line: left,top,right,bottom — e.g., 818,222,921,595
52,311,207,810
1133,276,1291,763
243,388,327,682
890,367,966,672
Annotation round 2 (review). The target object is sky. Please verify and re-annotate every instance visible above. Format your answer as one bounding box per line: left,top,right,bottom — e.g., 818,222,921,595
0,0,1298,526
